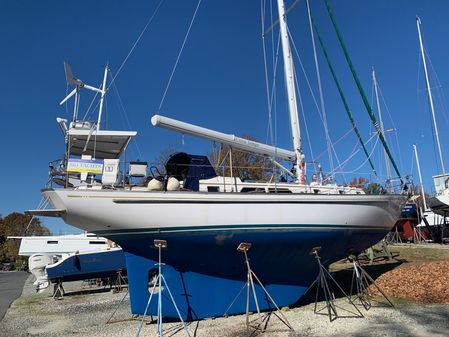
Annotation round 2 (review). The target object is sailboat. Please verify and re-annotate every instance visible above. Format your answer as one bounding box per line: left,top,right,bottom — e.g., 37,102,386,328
28,0,407,319
415,17,449,240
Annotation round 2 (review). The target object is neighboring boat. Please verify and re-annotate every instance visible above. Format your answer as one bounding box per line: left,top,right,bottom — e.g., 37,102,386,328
28,0,407,319
416,17,449,218
45,247,125,284
10,233,110,257
415,17,449,240
9,233,110,292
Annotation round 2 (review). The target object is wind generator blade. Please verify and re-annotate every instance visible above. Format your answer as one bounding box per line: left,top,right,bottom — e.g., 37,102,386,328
59,88,77,105
64,62,83,86
83,84,103,94
82,124,96,153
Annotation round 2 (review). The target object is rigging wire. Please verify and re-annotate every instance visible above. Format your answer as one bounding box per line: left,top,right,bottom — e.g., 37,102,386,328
313,127,354,162
295,63,318,177
305,0,334,177
269,0,279,160
269,0,278,153
261,0,274,146
328,138,360,177
306,13,376,178
323,0,402,182
426,49,449,132
409,146,415,180
261,0,280,182
109,69,143,160
369,79,382,178
288,28,345,181
329,132,380,176
158,0,202,112
80,1,165,123
377,85,404,174
287,27,345,174
265,33,281,148
81,81,101,121
107,0,165,94
419,44,448,173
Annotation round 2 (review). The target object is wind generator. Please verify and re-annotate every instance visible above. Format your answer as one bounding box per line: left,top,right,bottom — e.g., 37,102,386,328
59,62,108,132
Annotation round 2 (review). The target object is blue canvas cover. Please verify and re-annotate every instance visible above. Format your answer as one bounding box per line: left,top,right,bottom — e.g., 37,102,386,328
165,152,217,191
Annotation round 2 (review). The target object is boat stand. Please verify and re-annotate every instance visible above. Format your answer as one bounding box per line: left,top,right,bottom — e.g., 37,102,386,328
114,268,127,292
52,280,65,299
224,242,293,333
135,239,191,337
386,227,403,244
348,255,394,310
309,247,363,322
413,226,427,244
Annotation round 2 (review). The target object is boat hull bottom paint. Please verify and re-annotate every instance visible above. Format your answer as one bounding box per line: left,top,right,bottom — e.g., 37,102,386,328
115,228,387,320
125,252,305,320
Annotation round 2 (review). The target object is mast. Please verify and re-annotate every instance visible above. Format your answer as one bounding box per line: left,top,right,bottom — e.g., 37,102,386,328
416,17,446,176
413,144,428,210
276,0,304,183
372,69,392,185
96,66,108,131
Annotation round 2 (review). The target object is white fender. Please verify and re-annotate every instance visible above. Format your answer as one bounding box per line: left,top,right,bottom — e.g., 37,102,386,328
147,179,164,191
167,177,180,191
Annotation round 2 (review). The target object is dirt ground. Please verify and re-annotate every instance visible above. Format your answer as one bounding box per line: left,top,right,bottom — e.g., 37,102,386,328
324,243,449,305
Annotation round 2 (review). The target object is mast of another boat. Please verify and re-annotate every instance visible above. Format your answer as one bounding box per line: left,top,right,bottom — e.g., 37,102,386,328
372,68,393,190
276,0,305,184
416,17,446,177
413,144,428,211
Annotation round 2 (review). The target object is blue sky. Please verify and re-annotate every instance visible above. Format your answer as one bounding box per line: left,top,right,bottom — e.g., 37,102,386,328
1,0,449,234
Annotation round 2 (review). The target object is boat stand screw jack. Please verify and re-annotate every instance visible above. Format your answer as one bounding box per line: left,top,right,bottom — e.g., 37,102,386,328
224,242,293,333
309,248,363,322
134,239,191,337
348,255,394,310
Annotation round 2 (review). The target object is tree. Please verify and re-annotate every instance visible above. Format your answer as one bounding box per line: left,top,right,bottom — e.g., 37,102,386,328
363,182,382,195
0,212,50,268
153,144,180,176
348,177,368,188
209,136,276,182
347,177,383,194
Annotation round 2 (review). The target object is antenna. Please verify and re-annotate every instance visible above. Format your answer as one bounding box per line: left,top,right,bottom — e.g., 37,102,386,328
59,62,108,129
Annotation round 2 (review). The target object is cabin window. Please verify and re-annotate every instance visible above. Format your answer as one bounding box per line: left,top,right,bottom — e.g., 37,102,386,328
89,241,106,245
207,186,219,192
268,188,292,194
47,241,58,244
240,187,256,193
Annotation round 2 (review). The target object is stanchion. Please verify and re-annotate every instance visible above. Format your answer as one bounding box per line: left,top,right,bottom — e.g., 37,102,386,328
135,239,190,337
224,242,293,333
309,247,363,322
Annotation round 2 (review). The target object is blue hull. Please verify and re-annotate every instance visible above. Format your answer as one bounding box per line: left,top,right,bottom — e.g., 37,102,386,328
46,249,126,283
102,226,387,320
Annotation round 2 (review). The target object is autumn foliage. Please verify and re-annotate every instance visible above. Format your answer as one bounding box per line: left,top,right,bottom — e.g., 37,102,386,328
0,212,50,269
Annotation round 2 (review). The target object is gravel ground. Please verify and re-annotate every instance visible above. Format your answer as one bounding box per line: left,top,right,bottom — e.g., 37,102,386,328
1,273,449,337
